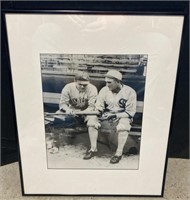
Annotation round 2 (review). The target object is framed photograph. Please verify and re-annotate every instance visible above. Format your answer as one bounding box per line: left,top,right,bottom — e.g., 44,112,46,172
5,9,184,196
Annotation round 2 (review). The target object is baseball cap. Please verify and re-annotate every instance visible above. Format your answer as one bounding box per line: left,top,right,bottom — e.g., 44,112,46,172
105,70,122,81
75,71,90,81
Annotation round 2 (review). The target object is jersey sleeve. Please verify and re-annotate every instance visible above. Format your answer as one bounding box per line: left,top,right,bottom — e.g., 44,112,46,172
86,85,98,111
117,88,137,119
95,88,106,112
59,84,70,110
124,89,137,118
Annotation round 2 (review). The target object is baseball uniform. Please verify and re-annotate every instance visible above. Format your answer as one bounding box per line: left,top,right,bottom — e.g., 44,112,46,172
96,84,137,131
54,82,98,128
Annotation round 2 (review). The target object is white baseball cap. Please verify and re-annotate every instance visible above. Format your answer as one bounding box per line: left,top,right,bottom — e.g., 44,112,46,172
105,70,122,81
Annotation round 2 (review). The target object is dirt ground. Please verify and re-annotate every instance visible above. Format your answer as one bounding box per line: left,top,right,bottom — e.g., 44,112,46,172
46,132,140,170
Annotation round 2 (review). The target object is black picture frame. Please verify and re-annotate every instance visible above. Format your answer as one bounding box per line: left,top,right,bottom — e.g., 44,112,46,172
1,1,189,197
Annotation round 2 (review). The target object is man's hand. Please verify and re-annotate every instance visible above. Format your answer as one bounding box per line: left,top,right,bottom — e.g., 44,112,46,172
61,108,75,115
101,112,117,121
65,108,75,115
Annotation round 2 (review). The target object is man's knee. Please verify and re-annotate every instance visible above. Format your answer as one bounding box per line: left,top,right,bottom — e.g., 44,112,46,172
86,116,101,129
116,118,131,132
87,120,101,130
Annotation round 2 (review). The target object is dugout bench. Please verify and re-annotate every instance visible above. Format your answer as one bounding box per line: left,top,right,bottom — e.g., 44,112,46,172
43,92,143,154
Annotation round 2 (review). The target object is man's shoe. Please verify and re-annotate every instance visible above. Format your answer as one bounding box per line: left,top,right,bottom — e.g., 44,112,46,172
110,155,122,164
83,150,97,160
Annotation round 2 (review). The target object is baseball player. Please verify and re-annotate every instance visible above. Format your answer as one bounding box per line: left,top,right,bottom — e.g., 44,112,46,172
83,70,137,164
47,71,98,153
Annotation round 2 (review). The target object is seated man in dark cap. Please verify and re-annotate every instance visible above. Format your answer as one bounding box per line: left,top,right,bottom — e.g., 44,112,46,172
46,71,99,153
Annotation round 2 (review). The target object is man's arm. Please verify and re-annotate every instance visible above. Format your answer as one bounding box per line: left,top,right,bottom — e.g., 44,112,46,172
95,87,106,113
59,85,73,113
83,85,98,112
116,89,137,119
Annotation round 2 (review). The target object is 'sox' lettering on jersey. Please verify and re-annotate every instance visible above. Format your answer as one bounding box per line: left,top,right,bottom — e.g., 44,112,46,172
118,98,127,108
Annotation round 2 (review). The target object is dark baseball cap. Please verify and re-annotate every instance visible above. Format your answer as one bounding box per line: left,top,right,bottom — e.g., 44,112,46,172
75,71,90,81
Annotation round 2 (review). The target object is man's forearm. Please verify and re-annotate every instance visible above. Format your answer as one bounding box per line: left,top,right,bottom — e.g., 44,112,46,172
116,111,134,119
59,103,70,111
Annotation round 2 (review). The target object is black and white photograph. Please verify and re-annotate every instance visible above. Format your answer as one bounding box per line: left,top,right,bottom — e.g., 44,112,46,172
42,54,147,169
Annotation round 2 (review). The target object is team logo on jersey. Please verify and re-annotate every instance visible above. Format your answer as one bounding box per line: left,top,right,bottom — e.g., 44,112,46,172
118,98,127,108
70,98,88,109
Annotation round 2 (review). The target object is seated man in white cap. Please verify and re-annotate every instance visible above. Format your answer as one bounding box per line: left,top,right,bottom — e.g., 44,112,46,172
83,70,137,164
46,71,98,153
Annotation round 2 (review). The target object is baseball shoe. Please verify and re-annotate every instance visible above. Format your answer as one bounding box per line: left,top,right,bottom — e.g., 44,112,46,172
83,150,97,160
110,155,122,164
